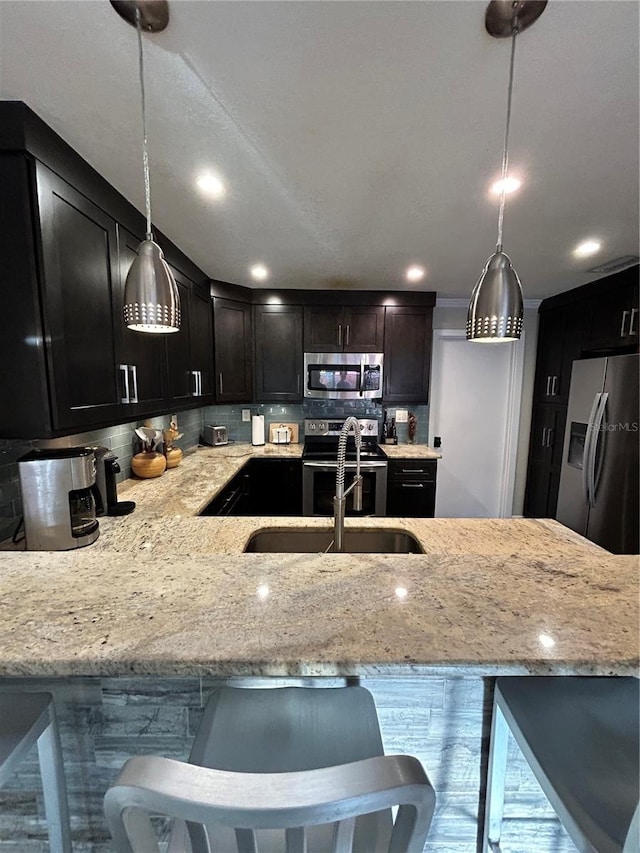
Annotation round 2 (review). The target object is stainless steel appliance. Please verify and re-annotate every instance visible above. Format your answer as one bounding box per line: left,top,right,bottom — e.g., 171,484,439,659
302,418,387,516
202,425,229,446
556,353,639,554
93,447,136,517
18,447,100,550
303,353,384,400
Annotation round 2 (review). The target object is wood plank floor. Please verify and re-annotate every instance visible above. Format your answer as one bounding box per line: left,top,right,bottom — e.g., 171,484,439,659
0,676,577,852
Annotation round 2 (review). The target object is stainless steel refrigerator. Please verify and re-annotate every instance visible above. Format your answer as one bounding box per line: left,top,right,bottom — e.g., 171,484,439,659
556,353,639,554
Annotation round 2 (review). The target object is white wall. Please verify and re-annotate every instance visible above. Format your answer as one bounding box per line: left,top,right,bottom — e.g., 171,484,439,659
432,303,539,516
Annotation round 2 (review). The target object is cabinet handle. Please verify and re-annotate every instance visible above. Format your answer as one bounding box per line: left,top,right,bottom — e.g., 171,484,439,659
620,310,630,337
119,364,130,404
547,427,554,448
218,372,224,396
400,483,424,489
191,371,199,396
630,308,638,337
129,365,139,403
551,375,558,396
345,324,350,347
545,376,551,396
401,468,424,473
338,324,343,348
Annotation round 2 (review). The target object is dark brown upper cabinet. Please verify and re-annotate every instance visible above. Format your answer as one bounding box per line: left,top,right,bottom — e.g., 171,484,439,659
0,102,213,438
383,306,433,403
165,265,214,408
116,226,167,417
303,306,384,352
582,267,639,353
214,298,253,402
254,304,303,401
533,304,584,405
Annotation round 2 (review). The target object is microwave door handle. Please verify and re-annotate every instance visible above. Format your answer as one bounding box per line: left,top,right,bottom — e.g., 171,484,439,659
589,391,608,507
359,360,365,397
581,392,600,506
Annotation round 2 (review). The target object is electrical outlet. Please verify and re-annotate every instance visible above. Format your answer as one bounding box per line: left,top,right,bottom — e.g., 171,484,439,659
242,409,251,422
395,409,408,423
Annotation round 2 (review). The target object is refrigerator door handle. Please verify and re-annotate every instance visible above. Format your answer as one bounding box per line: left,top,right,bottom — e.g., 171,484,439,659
589,391,608,507
582,392,601,506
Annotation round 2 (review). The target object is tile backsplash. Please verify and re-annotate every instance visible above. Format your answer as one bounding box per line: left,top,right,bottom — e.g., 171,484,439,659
0,401,428,542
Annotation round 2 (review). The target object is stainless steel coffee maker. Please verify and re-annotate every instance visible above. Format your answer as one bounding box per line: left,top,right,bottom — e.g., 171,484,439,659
18,447,100,550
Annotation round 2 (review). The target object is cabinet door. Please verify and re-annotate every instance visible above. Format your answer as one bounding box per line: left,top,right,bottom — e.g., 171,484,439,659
343,306,384,352
115,226,167,416
254,305,303,401
523,403,566,516
534,309,566,402
383,306,432,402
190,287,214,401
583,270,639,352
35,162,123,430
165,272,193,405
387,460,436,517
214,298,253,402
303,306,343,351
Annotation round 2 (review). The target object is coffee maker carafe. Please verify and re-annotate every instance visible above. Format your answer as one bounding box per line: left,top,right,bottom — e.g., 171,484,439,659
18,447,100,550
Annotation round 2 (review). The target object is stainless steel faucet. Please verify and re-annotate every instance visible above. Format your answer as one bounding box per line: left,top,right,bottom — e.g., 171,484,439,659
333,416,363,552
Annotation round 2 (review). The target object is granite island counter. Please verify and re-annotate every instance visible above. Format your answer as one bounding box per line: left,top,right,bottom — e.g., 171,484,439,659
0,444,637,852
0,444,636,678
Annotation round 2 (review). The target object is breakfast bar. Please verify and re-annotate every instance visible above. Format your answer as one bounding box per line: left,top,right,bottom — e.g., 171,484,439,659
0,446,637,851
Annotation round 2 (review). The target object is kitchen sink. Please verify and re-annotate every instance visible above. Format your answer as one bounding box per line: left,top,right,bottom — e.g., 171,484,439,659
243,528,424,554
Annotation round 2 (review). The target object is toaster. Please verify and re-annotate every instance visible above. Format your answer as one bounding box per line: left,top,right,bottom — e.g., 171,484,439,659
202,425,228,446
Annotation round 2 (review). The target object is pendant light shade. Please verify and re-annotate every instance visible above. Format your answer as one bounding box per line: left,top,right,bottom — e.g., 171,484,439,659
467,251,523,342
467,0,546,343
123,240,180,333
114,1,181,334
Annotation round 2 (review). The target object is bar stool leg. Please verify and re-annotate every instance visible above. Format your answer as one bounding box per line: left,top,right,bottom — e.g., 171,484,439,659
483,699,509,853
36,704,72,853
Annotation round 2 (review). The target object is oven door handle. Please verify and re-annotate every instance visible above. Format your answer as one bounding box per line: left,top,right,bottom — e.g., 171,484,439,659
303,461,387,470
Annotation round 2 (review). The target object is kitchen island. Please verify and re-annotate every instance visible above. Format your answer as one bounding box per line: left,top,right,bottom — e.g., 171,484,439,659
0,444,636,852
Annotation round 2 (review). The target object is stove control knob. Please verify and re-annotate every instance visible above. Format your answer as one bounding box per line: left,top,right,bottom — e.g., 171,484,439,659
367,423,374,431
319,422,326,431
309,423,316,430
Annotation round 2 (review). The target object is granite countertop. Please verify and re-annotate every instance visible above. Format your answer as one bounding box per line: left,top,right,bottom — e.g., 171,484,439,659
0,444,636,678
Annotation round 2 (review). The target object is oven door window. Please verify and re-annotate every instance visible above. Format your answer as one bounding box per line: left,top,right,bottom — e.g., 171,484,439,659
311,471,376,516
307,365,361,393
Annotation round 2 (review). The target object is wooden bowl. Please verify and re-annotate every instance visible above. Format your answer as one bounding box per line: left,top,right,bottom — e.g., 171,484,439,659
131,451,166,479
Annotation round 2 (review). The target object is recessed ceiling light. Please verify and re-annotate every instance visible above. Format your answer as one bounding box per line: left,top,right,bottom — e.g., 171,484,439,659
195,173,225,198
405,265,425,283
573,239,602,258
490,176,522,195
250,264,269,282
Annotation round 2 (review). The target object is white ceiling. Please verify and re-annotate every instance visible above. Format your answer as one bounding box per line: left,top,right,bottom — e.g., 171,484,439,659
0,1,638,298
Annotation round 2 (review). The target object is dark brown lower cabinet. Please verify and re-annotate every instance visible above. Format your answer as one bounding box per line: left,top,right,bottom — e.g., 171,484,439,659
386,458,437,517
523,403,567,518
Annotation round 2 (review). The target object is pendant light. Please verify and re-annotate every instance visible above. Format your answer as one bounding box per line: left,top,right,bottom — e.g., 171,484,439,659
467,0,547,343
112,0,180,333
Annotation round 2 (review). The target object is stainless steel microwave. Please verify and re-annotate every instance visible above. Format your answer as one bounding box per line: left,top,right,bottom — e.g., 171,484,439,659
303,352,384,399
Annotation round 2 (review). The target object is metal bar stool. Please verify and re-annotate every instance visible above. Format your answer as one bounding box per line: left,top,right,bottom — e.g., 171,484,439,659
0,692,71,852
484,676,639,853
105,684,436,852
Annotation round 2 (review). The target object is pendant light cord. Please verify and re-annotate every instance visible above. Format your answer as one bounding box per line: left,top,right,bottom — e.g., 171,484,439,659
136,9,153,241
496,29,517,253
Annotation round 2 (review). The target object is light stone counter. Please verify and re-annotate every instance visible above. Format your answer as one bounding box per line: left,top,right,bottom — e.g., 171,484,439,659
380,443,441,459
0,444,637,678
